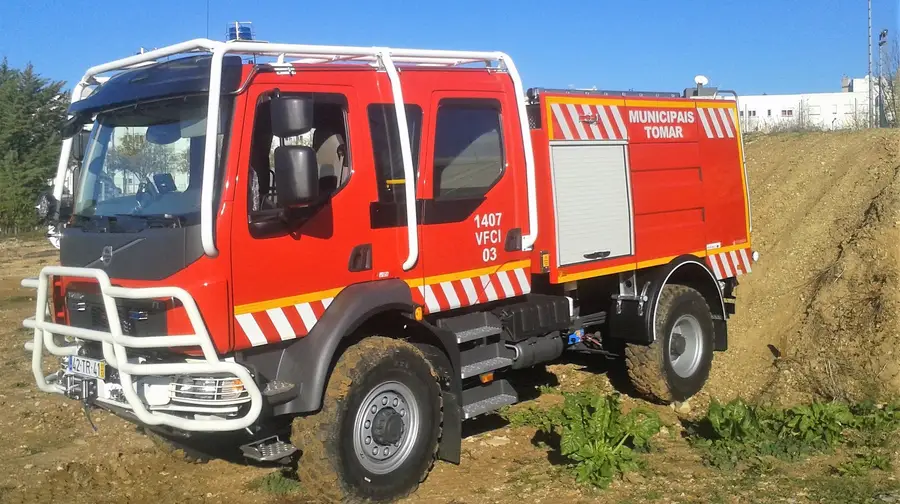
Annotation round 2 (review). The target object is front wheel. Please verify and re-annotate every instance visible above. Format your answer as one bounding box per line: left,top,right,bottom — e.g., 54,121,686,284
625,284,715,403
292,337,442,503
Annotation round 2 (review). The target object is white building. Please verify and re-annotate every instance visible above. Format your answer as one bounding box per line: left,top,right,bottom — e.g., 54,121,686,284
737,76,879,132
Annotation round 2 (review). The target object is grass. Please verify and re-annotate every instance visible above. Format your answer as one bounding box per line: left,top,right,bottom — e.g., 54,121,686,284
685,399,900,469
247,470,302,496
498,391,900,503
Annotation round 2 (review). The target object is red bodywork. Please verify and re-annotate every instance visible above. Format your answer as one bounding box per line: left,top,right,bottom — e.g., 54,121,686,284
530,93,752,284
60,64,752,355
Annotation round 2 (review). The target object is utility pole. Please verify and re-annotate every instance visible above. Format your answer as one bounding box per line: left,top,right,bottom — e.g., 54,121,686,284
879,29,889,127
869,0,874,127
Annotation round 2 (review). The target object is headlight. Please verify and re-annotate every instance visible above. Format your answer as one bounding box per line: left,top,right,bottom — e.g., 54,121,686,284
170,377,249,404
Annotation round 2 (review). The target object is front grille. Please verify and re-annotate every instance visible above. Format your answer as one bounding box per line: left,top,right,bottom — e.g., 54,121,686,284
67,297,166,338
89,305,136,336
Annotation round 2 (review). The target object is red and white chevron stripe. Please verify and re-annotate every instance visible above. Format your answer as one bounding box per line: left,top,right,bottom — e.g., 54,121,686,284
707,248,753,280
235,297,334,347
412,267,531,314
697,107,738,140
550,103,629,141
234,267,533,347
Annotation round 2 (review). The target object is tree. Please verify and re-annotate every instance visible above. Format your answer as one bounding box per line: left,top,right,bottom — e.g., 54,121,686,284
882,39,900,128
0,58,67,232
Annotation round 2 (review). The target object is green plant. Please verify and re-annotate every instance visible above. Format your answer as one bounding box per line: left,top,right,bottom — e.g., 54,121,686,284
777,402,856,447
538,384,561,396
690,399,900,469
557,393,661,488
501,404,561,431
504,392,662,489
247,470,302,495
833,451,891,477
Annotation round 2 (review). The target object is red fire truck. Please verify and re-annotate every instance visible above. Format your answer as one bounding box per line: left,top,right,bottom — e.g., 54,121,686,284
23,36,755,501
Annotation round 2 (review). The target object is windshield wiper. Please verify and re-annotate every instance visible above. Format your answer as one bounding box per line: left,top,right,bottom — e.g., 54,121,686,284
113,213,184,228
69,213,118,233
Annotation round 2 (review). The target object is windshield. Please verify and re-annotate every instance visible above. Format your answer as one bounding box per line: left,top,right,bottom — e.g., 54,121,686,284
74,95,232,221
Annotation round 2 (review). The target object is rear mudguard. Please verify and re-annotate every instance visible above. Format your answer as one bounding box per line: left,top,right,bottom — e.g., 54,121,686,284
607,255,728,350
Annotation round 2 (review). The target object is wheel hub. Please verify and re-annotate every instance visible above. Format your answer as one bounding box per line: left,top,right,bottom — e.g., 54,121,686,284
371,408,404,445
668,314,704,379
670,334,686,357
352,381,420,475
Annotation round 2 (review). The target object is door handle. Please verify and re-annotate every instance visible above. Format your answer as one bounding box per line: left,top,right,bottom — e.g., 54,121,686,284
348,244,373,272
583,250,611,260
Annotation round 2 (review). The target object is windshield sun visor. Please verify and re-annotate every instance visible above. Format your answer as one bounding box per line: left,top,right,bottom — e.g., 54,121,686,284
69,55,244,116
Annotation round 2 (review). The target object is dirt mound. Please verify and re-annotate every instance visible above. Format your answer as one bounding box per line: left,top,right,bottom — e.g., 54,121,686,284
708,130,900,403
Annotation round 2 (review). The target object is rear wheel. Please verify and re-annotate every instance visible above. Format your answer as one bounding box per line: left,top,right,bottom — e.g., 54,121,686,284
292,337,442,503
625,284,715,403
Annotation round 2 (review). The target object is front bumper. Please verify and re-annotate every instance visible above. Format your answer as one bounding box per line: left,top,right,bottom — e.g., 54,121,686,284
22,266,263,432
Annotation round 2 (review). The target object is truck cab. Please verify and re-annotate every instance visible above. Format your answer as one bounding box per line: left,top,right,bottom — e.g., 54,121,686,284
23,38,753,502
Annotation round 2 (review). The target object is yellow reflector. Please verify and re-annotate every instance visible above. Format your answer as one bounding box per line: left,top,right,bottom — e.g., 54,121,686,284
414,306,423,321
480,372,494,384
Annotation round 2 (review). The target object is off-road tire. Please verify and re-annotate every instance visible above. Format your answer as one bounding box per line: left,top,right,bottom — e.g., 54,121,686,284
625,284,714,403
292,337,442,503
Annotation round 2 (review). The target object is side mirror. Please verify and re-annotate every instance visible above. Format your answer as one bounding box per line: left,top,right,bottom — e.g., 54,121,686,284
58,193,74,221
71,129,91,162
35,192,57,223
271,95,313,137
274,146,319,207
60,112,91,139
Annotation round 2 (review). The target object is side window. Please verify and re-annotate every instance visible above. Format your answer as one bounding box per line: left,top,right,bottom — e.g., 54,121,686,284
433,99,504,200
367,104,423,203
246,92,350,219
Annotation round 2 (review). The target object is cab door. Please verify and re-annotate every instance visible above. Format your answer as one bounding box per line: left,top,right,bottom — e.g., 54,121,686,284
417,91,531,314
230,82,374,349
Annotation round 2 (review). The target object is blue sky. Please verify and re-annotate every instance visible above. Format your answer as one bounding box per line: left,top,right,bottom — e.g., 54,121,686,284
0,0,897,95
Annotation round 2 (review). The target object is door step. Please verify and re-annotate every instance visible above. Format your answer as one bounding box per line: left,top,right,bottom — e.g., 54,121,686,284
462,379,518,419
461,357,514,379
460,341,516,379
437,312,504,344
240,435,298,463
455,325,503,344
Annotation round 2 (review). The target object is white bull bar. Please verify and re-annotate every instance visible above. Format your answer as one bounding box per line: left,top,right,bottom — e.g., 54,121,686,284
22,266,263,432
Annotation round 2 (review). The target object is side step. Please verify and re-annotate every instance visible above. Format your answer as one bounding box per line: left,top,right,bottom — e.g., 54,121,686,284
262,380,297,405
437,312,504,344
240,435,298,463
462,379,518,419
461,356,513,379
460,342,516,379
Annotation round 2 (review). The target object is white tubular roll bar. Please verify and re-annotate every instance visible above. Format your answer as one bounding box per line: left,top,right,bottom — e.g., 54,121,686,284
56,39,540,267
22,266,262,432
376,49,419,270
53,83,86,203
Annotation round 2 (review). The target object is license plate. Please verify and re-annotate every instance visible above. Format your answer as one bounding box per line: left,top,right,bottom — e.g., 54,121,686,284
68,356,106,380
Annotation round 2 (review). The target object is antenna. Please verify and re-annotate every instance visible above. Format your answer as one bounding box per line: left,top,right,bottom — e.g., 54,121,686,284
694,75,709,87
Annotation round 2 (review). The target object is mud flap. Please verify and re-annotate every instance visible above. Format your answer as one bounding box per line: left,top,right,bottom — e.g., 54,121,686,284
713,318,728,351
438,391,461,464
